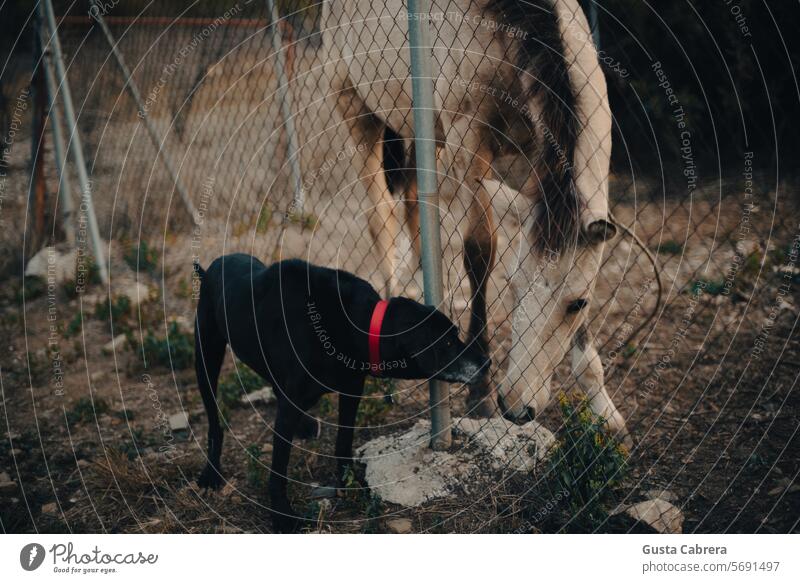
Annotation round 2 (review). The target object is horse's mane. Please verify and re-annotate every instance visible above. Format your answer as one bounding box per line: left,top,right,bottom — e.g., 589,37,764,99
485,0,581,252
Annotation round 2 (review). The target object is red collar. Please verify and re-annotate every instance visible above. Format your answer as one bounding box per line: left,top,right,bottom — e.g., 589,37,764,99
368,300,389,375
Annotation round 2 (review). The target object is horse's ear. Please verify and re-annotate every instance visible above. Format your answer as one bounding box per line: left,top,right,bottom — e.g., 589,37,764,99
582,218,617,245
482,179,531,224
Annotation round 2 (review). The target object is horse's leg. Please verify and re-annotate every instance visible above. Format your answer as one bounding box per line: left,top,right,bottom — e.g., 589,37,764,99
461,147,497,417
402,145,421,265
334,84,399,298
570,325,633,449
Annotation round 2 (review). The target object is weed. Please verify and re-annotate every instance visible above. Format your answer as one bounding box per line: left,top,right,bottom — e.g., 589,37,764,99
691,279,726,296
94,295,131,323
656,240,683,255
545,392,628,531
256,204,274,234
356,377,395,426
138,321,194,370
124,240,159,274
67,397,110,425
245,444,266,488
17,276,46,302
216,363,264,422
65,312,83,338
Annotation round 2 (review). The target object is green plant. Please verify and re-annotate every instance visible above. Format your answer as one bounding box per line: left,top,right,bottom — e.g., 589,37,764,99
67,397,110,425
124,240,159,274
17,276,46,302
690,279,726,296
139,321,194,370
362,494,384,533
655,240,683,255
356,377,394,426
546,392,628,530
216,363,264,420
65,312,84,338
245,444,266,488
256,204,274,234
94,295,132,323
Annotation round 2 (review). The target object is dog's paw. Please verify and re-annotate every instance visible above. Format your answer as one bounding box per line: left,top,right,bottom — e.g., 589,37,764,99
296,415,321,440
270,509,300,533
197,465,224,490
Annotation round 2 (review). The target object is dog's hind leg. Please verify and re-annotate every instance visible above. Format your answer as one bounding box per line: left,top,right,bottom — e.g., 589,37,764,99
269,395,303,532
195,303,227,489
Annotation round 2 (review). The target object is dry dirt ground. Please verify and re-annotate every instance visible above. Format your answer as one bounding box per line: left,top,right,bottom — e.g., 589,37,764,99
2,30,799,533
1,179,799,533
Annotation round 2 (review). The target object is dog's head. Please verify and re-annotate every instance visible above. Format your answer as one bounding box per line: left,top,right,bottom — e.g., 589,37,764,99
381,298,490,383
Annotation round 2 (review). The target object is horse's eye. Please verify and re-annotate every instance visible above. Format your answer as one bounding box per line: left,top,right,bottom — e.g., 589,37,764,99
566,298,588,314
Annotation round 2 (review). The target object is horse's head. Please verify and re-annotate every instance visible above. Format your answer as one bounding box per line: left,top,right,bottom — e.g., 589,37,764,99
491,179,615,422
487,0,614,421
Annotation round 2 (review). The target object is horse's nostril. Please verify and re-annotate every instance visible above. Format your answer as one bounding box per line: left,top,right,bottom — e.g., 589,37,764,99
566,298,588,313
524,406,536,422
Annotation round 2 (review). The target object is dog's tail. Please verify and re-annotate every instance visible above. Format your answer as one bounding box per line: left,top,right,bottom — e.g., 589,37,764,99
193,260,206,280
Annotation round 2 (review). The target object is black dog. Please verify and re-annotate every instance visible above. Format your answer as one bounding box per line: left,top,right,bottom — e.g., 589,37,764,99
193,254,489,532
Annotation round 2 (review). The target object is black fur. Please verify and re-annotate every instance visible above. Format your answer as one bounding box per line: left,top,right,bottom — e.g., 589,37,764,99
485,0,580,252
194,254,489,532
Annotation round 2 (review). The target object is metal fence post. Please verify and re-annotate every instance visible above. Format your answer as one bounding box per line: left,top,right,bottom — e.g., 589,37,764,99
41,37,76,246
40,0,108,285
406,0,451,451
265,0,304,219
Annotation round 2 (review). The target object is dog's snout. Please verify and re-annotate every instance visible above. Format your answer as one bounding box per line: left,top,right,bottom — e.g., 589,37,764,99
566,298,588,314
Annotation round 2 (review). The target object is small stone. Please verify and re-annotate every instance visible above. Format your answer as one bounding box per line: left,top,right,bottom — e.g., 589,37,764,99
240,387,275,406
41,502,59,515
77,459,90,469
386,518,413,534
645,489,678,503
261,443,273,455
620,498,684,534
102,334,127,354
10,449,23,456
90,371,106,382
310,485,337,499
168,412,190,431
119,282,151,308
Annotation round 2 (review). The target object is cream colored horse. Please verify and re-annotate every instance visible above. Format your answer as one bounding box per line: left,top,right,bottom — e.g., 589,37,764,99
322,0,630,445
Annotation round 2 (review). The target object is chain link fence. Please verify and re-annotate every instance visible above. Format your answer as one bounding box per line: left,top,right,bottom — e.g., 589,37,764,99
9,0,798,533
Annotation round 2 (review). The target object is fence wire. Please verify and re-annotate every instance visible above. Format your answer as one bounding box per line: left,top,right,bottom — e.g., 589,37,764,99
30,0,798,533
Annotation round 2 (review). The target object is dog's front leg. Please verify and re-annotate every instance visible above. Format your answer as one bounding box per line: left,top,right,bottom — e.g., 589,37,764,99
269,399,302,532
335,393,361,486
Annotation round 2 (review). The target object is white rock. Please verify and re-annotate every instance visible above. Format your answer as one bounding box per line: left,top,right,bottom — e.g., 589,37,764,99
118,282,151,308
620,498,684,534
735,239,760,257
386,518,413,534
357,418,555,507
240,387,275,406
102,334,127,354
168,412,190,431
24,246,77,284
454,417,556,472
